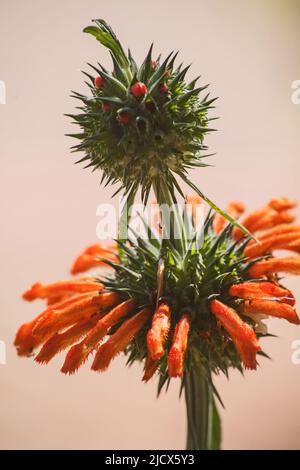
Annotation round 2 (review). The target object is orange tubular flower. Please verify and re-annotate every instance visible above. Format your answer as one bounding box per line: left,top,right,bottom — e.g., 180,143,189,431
268,197,297,212
213,201,245,234
22,278,103,302
91,308,151,372
210,300,261,370
248,257,300,278
239,300,300,325
228,282,295,305
32,291,119,341
168,313,191,378
35,313,104,364
244,232,300,258
71,243,119,274
142,353,159,382
147,302,171,360
232,198,296,239
61,298,136,374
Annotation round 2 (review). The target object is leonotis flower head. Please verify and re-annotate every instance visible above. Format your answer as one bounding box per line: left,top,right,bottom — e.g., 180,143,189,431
15,196,300,390
67,19,216,204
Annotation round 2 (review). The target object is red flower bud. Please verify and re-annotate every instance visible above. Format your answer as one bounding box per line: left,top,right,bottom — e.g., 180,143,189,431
151,60,158,69
101,102,111,113
117,109,133,125
94,76,104,89
130,81,148,98
159,83,169,94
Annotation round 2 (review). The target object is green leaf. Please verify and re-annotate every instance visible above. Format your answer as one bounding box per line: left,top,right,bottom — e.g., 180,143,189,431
208,394,222,450
83,19,129,68
180,174,257,241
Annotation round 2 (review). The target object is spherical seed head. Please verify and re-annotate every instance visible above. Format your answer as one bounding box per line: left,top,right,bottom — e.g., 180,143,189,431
94,75,104,89
130,81,148,98
68,19,216,201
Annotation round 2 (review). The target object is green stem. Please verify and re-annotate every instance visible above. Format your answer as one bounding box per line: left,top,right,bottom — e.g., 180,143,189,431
184,368,221,450
152,178,184,254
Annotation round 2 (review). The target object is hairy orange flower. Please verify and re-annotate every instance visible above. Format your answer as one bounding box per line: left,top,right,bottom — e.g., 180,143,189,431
91,308,151,372
210,300,261,370
168,313,191,378
147,302,171,360
71,243,118,274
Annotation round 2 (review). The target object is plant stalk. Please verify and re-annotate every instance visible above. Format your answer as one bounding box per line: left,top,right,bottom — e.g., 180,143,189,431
152,178,184,254
184,367,221,450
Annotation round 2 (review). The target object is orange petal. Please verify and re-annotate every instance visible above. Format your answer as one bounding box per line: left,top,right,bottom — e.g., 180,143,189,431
233,205,295,240
229,282,294,305
168,313,191,378
268,198,297,212
84,243,117,255
210,299,260,370
248,256,300,278
91,308,151,372
22,278,103,302
213,201,245,234
244,232,300,258
239,299,300,325
142,353,159,382
15,294,93,355
60,298,136,374
147,302,171,360
247,224,300,246
35,312,104,364
71,252,119,275
232,207,271,239
32,292,119,340
14,320,42,356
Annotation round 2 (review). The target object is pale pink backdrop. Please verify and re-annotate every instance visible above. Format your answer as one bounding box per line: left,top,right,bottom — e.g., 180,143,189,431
0,0,299,449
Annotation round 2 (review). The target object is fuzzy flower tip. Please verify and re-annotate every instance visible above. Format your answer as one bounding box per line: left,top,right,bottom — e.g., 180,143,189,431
16,196,300,381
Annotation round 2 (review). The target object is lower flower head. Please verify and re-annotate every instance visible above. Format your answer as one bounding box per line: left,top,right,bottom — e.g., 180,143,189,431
16,197,300,386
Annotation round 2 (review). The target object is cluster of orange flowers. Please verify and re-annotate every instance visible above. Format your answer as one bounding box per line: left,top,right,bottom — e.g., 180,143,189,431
15,197,300,378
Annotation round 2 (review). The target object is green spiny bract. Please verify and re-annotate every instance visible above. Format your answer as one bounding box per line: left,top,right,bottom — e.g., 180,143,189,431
67,19,216,203
99,211,268,393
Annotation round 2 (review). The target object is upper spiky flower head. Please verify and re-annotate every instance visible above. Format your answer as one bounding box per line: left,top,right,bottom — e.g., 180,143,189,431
16,197,300,395
67,19,216,202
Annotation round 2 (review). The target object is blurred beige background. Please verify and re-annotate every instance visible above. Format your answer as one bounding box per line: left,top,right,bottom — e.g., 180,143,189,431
0,0,300,450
